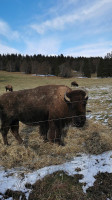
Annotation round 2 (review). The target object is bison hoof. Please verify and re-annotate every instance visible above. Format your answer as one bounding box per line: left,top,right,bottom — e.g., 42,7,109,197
60,141,65,146
5,143,10,146
44,138,48,143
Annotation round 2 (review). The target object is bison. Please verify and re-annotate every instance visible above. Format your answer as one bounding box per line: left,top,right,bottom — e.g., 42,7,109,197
71,81,78,87
5,85,13,92
0,85,88,145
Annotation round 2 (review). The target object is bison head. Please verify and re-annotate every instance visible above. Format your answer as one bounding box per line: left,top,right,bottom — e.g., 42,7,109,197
64,89,88,127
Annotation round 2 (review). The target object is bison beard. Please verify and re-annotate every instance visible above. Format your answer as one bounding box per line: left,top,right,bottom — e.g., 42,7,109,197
0,85,88,146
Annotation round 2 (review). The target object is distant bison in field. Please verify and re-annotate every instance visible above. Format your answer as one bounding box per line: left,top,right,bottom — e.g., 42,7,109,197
71,81,78,87
0,85,88,146
5,85,13,92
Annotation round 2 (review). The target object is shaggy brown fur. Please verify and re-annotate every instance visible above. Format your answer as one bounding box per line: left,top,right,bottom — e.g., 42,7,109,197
5,85,13,92
0,85,88,145
71,81,79,87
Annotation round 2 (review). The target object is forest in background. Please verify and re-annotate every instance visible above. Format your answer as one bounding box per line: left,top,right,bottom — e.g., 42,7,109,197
0,53,112,78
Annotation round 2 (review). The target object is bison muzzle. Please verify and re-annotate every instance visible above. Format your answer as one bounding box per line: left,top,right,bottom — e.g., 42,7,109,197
0,85,88,145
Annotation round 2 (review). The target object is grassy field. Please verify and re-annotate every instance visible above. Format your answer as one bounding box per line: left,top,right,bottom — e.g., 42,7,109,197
0,70,112,92
0,71,112,199
0,71,112,169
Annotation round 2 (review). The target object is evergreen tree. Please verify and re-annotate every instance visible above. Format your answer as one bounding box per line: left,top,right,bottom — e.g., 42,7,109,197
97,58,105,77
82,58,91,78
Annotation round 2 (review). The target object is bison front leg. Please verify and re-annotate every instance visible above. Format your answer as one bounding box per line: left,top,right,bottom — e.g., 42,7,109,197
39,122,49,142
11,121,23,144
48,120,64,145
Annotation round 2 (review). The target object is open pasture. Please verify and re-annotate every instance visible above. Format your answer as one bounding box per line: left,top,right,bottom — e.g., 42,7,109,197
0,71,112,170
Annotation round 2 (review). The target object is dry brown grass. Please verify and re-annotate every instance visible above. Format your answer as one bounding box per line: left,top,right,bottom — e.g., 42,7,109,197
27,171,112,200
0,119,112,170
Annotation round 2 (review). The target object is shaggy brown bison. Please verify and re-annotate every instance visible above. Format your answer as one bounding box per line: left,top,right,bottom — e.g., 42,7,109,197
71,81,78,87
0,85,88,145
5,85,13,92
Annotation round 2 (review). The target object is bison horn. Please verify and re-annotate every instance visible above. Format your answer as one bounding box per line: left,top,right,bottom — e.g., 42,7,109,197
80,87,88,100
85,91,88,100
85,95,88,100
64,93,70,102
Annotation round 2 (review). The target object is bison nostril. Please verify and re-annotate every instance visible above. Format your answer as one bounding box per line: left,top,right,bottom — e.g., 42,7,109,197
73,116,86,127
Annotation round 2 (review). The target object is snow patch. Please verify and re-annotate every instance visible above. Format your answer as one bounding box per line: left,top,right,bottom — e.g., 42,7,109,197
0,151,112,199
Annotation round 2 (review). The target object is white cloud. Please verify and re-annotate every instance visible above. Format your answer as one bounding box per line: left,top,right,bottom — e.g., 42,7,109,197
0,19,19,40
23,37,60,55
0,0,111,56
30,0,112,34
30,13,79,34
0,42,19,54
63,41,112,57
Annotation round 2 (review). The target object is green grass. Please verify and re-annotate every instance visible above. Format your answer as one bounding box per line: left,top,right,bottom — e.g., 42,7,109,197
1,70,112,94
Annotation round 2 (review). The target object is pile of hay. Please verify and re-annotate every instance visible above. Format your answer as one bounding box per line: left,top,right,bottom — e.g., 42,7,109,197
0,120,112,170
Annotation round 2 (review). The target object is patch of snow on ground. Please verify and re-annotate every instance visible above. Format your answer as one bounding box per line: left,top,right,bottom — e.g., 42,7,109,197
0,151,112,199
86,85,112,125
32,74,55,76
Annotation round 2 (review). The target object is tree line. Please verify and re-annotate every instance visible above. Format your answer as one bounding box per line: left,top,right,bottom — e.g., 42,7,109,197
0,53,112,78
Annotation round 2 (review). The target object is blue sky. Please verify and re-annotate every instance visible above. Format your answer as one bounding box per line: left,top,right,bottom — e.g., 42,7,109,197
0,0,112,57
